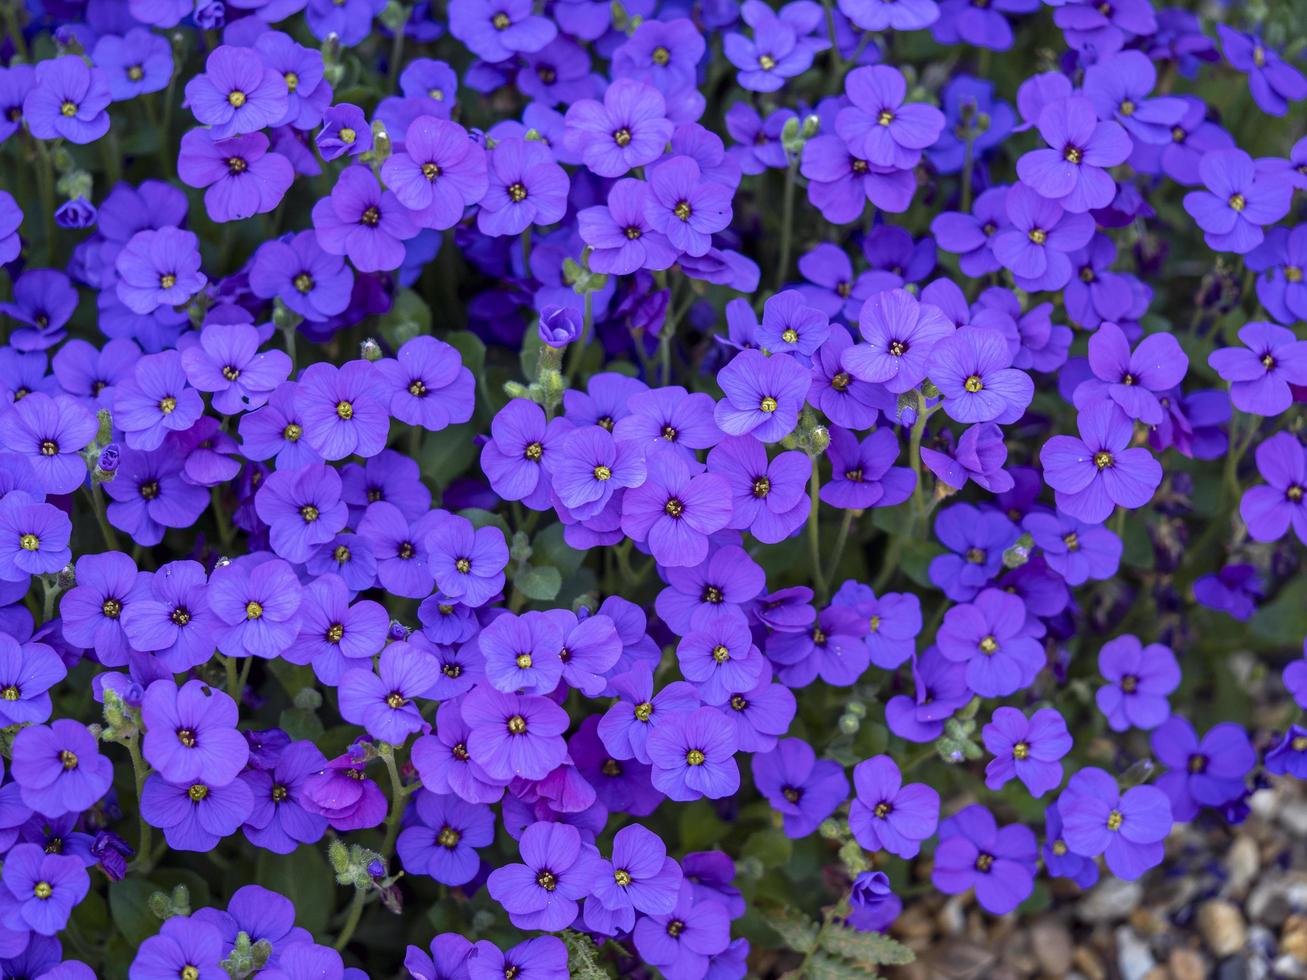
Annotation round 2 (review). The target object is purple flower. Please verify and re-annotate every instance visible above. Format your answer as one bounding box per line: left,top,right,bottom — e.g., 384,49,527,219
1192,564,1265,621
819,427,912,511
1208,322,1307,417
58,552,151,667
565,79,673,178
598,666,700,765
577,179,678,275
714,350,810,443
620,448,732,568
0,634,64,725
1152,718,1254,822
426,513,508,608
103,448,208,546
1023,511,1121,586
1,269,77,351
177,129,294,223
1082,50,1186,146
585,822,681,933
838,66,945,171
546,426,646,520
931,328,1034,425
184,45,289,138
922,423,1015,493
476,138,569,238
317,103,372,162
248,232,354,324
982,706,1071,797
114,227,207,315
633,882,731,978
312,166,419,272
478,611,564,695
677,614,766,706
931,187,1010,277
382,117,488,230
23,57,111,144
724,14,819,93
130,918,225,980
140,773,255,851
849,755,940,859
182,320,293,415
1218,25,1307,117
300,751,387,831
847,870,902,932
207,556,303,660
397,789,494,887
0,493,71,582
613,386,722,459
927,503,1017,601
375,335,475,431
339,646,441,745
404,934,474,980
296,360,390,460
1266,726,1307,780
481,399,569,510
1,844,89,936
992,183,1095,292
645,156,733,257
646,706,740,801
937,588,1044,697
839,0,937,30
1058,768,1172,880
462,685,568,782
1248,226,1307,325
843,288,954,394
10,720,113,818
1183,149,1292,255
0,393,95,495
1073,321,1189,424
931,804,1037,914
707,436,810,544
487,821,600,931
240,740,329,854
449,0,556,62
142,679,249,787
466,938,567,980
1240,432,1307,545
1095,633,1180,732
1040,403,1164,523
752,738,848,838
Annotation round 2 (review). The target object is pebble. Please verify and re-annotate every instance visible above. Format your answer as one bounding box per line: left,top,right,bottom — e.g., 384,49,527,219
1226,836,1260,897
1169,947,1209,980
1198,900,1249,958
1279,800,1307,838
1115,926,1155,980
1030,921,1073,976
1077,878,1144,924
1283,915,1307,963
1073,946,1107,980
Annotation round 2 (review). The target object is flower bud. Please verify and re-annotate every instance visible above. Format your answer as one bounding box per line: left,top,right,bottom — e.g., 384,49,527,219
360,337,383,361
538,305,583,348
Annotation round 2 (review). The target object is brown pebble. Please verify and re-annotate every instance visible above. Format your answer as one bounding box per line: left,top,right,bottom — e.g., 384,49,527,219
1073,945,1107,980
1197,900,1248,958
1030,922,1073,976
1168,947,1208,980
1282,915,1307,963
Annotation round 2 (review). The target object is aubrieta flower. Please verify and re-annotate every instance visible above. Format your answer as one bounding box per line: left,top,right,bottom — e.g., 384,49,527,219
724,10,819,93
1208,322,1307,417
843,288,954,394
10,720,113,817
1240,432,1307,546
849,755,940,859
0,633,64,725
1151,717,1254,822
1217,25,1307,117
1192,564,1265,622
239,739,329,854
838,66,945,171
0,393,96,496
184,45,290,138
922,422,1015,493
142,679,249,787
427,513,509,608
752,738,848,838
931,328,1034,425
714,349,810,443
177,129,295,224
546,425,647,521
448,0,556,62
1183,149,1292,255
1266,726,1307,780
313,165,419,273
140,772,255,851
1,268,78,352
23,57,111,144
397,789,494,887
646,705,740,802
992,183,1095,292
937,588,1045,697
207,556,303,660
130,917,226,980
620,448,732,568
820,427,914,511
982,706,1072,797
565,79,674,178
931,804,1037,915
481,398,570,510
1073,321,1189,424
632,881,732,979
0,843,89,936
477,137,569,238
182,319,293,415
375,335,475,432
296,360,390,460
114,227,208,315
1096,633,1180,732
578,179,679,275
1016,95,1130,214
1058,768,1172,880
1040,403,1164,524
486,820,600,931
382,117,488,231
0,492,72,582
645,155,734,258
926,503,1018,601
317,103,372,161
339,646,442,745
1023,511,1121,586
461,685,568,782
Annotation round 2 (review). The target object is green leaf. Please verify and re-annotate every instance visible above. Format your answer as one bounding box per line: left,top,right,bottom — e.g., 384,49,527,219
562,929,611,979
533,521,584,577
254,845,335,939
458,507,511,537
742,828,793,869
421,423,477,489
515,565,562,601
762,905,820,954
804,953,881,979
377,289,431,348
109,878,160,947
1251,576,1307,647
818,925,915,968
444,330,486,378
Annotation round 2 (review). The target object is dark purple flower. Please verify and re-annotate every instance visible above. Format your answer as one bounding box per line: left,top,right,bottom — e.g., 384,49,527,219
1096,633,1180,732
1208,322,1307,417
1183,149,1292,255
931,804,1037,914
849,755,939,859
1192,564,1265,621
1240,432,1307,545
983,706,1071,797
1058,768,1171,880
1152,718,1254,822
1023,511,1121,586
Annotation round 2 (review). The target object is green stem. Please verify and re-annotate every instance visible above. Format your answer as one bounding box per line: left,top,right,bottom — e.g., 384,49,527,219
124,733,154,873
32,137,57,264
211,486,235,553
387,19,407,90
520,226,533,278
807,466,827,601
84,484,121,552
774,157,800,291
824,509,857,603
961,134,975,214
907,393,933,528
820,0,843,75
2,3,27,59
332,888,368,953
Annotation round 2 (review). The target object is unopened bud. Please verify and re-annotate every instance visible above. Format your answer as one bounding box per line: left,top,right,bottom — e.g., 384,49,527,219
360,337,383,361
371,121,392,163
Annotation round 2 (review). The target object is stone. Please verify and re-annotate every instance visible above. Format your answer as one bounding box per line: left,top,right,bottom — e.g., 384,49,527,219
1073,945,1107,980
1198,901,1248,958
1169,947,1209,980
1030,921,1073,976
1115,926,1156,980
1076,878,1143,924
1226,836,1260,897
1282,914,1307,963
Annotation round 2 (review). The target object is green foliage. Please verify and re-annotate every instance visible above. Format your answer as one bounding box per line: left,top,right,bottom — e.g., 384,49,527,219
818,924,915,969
562,929,612,979
515,564,562,601
254,846,334,939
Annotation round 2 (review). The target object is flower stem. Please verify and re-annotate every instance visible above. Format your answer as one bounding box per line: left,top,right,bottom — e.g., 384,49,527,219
808,467,827,602
775,156,800,292
84,485,120,552
123,732,154,873
332,888,367,953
